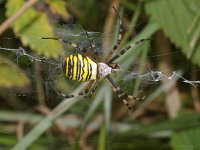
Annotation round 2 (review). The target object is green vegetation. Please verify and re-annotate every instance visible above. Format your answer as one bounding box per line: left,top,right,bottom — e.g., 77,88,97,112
0,0,200,149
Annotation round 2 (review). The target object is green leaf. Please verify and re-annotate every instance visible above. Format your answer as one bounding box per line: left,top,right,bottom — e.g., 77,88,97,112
145,0,200,65
0,57,29,88
47,0,69,18
171,127,200,150
6,0,64,57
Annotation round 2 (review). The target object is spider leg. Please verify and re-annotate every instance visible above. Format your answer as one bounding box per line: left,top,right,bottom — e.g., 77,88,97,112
105,75,134,110
108,38,150,63
85,30,101,61
85,78,99,98
41,37,96,61
104,6,124,62
62,80,95,98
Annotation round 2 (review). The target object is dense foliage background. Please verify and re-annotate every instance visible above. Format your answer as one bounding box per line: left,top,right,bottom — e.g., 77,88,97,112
0,0,200,149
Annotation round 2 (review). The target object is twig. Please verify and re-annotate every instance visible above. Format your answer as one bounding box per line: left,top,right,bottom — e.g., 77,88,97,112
35,61,46,105
0,0,38,35
16,121,25,140
103,0,121,55
154,30,180,119
80,114,103,150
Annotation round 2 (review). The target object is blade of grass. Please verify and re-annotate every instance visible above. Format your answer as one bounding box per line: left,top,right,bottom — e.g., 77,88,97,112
116,22,159,79
98,123,106,150
80,85,105,130
0,110,81,128
113,112,200,138
117,22,159,66
133,43,149,96
104,84,112,150
11,83,87,150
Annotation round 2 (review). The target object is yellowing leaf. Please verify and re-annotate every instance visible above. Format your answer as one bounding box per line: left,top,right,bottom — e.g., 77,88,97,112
6,0,64,58
47,0,69,18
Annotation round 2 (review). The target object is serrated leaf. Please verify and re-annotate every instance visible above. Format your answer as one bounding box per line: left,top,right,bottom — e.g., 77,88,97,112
145,0,200,65
47,0,69,18
6,0,64,58
171,127,200,150
0,57,29,88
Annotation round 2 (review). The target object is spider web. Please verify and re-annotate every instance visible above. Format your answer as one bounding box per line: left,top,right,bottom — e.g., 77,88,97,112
0,24,200,149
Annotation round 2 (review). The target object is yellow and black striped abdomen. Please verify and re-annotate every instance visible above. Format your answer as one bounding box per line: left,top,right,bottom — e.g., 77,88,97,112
63,54,98,82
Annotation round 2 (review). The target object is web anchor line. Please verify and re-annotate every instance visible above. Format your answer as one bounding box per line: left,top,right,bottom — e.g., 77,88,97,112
123,71,200,87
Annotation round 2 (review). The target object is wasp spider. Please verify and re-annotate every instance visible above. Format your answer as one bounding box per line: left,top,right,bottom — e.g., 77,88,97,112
42,6,148,110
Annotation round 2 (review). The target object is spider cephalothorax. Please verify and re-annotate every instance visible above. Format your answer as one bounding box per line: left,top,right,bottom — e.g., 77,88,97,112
42,6,148,110
98,62,120,77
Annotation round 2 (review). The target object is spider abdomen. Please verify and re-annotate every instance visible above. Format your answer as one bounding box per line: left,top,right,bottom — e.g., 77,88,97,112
63,54,98,82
